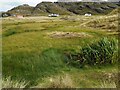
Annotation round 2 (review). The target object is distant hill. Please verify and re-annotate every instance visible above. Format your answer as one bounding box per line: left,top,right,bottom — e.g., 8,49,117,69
7,4,34,16
56,2,119,15
32,2,72,15
5,2,120,16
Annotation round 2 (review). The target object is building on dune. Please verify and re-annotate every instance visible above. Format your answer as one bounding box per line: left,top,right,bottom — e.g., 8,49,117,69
84,13,92,16
48,14,60,17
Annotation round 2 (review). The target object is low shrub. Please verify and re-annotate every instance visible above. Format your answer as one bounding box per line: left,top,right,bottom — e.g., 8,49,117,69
67,37,118,67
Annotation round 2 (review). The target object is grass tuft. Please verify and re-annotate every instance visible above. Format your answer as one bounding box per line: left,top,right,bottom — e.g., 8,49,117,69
2,77,29,88
68,37,118,67
98,81,116,88
34,74,74,88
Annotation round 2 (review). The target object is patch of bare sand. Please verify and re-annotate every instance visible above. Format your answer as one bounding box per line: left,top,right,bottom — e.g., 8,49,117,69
47,31,92,38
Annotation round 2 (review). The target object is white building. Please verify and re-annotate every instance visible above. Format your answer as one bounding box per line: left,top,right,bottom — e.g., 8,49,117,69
48,14,59,17
84,13,92,16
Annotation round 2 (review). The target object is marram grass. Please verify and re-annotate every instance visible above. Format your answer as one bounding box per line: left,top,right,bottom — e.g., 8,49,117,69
2,77,29,88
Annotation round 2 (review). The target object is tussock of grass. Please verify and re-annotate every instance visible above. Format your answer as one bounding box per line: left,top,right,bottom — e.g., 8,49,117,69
34,74,74,88
98,81,116,88
2,77,29,88
68,37,118,67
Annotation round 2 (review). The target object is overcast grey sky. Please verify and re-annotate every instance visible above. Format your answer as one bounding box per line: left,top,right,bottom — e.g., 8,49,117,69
0,0,59,11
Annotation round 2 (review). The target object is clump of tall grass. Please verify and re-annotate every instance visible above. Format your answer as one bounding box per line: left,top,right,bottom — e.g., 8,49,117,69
97,81,116,88
68,37,118,67
3,48,66,87
47,74,73,88
34,74,74,88
2,77,29,88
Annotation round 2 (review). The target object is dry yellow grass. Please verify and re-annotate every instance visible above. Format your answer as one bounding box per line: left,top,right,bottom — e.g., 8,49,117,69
33,74,75,88
2,77,29,88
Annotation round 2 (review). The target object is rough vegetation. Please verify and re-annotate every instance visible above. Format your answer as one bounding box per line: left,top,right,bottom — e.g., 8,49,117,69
2,8,119,88
67,38,118,67
84,15,118,31
2,77,29,88
109,8,119,15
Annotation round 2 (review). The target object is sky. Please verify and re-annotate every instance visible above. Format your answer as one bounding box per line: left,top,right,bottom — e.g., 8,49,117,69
0,0,58,11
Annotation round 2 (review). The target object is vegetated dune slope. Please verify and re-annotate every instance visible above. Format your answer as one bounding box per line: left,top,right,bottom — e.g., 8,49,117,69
84,14,118,31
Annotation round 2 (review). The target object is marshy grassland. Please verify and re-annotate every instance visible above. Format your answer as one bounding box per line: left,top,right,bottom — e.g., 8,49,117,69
2,14,118,88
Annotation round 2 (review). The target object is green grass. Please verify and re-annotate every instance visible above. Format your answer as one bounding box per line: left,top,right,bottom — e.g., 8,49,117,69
2,15,118,88
3,48,68,86
68,37,118,68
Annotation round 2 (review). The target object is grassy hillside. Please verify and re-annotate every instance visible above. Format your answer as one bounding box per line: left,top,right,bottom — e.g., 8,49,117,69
56,2,119,15
7,4,34,16
2,14,118,88
84,15,118,31
32,2,72,15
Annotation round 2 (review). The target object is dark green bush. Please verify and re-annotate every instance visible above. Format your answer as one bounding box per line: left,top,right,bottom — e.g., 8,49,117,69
68,38,118,67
